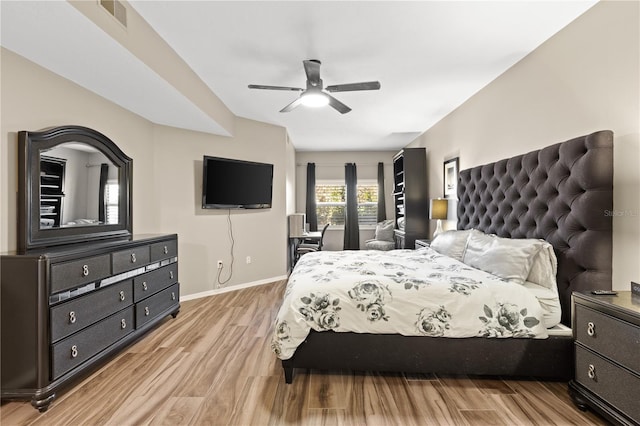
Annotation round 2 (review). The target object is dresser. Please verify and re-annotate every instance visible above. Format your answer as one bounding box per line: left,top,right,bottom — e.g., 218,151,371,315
1,234,180,412
569,291,640,425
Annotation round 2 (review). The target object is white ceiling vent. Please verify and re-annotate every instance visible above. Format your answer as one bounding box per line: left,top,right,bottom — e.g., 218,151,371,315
100,0,127,27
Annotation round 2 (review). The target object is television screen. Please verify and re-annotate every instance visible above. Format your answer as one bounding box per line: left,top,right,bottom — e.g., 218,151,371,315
202,156,273,209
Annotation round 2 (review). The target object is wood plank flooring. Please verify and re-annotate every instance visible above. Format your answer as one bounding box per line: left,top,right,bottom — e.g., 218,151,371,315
1,280,606,425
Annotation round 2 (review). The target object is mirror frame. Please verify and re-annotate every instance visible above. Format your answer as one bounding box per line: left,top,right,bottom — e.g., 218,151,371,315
18,125,132,252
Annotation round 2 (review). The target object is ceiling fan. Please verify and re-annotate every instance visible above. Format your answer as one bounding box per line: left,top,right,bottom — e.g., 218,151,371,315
248,59,381,114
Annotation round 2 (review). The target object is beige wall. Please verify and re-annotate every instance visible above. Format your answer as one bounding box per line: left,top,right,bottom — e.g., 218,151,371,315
407,1,640,290
285,132,297,216
295,151,397,250
1,47,157,250
69,0,235,136
1,47,289,296
151,119,288,295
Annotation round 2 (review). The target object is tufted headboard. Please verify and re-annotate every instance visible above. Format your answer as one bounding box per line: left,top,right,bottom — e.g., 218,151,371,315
457,131,613,326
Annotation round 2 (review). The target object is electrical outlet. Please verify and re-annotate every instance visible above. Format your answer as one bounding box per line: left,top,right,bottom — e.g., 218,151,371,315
217,260,223,269
246,256,252,264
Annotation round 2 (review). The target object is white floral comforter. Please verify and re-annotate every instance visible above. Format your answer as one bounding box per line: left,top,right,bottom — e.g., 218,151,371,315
272,248,548,360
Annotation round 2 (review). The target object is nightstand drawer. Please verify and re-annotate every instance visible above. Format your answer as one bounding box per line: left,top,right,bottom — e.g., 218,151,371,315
50,280,133,343
415,239,431,249
51,306,134,380
50,254,111,293
575,345,640,422
575,304,640,373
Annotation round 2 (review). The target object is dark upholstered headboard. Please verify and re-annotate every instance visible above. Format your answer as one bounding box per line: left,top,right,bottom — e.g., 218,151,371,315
457,131,613,326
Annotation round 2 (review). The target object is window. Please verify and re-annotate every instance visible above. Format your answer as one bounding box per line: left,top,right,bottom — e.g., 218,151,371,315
105,180,119,224
316,180,378,226
357,183,378,226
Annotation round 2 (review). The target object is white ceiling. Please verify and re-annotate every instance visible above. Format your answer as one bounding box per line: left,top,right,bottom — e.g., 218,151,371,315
1,1,597,152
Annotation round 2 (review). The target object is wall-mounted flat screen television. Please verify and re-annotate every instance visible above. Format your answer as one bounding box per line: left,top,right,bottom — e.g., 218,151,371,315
202,156,273,209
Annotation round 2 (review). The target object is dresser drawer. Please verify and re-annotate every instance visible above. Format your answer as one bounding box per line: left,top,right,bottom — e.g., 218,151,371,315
50,254,111,293
135,283,180,328
112,245,150,274
50,280,133,343
51,306,134,380
575,345,640,422
133,264,178,302
150,240,177,262
575,304,640,373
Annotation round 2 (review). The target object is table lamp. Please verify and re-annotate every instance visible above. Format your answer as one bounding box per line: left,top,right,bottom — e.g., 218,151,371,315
429,198,448,238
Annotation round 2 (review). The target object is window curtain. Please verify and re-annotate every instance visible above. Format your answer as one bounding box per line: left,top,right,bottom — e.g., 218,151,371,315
343,163,360,250
377,162,387,222
98,163,108,223
305,163,318,232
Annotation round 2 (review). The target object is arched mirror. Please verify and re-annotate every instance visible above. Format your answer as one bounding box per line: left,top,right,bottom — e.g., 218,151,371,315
18,126,132,252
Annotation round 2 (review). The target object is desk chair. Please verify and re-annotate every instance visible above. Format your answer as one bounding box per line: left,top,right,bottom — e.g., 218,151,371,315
296,223,330,261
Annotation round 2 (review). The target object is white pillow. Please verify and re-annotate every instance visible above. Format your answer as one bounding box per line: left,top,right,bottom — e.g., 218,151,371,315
374,220,395,242
429,229,474,261
463,231,543,284
526,242,558,291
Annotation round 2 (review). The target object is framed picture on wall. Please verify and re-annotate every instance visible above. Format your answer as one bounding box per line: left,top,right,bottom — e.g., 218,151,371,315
444,157,459,199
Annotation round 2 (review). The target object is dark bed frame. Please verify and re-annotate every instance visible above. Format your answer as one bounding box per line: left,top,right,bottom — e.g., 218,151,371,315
282,130,613,382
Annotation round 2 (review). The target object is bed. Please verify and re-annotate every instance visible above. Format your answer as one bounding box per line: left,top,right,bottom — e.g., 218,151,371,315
275,130,613,382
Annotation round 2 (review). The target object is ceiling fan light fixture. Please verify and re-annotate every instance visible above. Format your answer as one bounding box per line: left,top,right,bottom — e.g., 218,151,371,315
300,91,329,107
249,59,378,113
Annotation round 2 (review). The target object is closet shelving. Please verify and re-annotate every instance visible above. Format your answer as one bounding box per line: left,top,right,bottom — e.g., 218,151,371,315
392,148,428,248
39,156,66,228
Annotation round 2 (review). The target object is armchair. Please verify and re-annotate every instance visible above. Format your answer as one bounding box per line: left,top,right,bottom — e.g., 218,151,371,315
364,219,395,251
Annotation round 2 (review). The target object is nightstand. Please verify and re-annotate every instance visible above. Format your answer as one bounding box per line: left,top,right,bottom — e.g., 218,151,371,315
569,291,640,425
415,239,431,249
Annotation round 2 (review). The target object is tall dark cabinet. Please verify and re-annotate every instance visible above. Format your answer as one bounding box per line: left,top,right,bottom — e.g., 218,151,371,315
392,148,429,248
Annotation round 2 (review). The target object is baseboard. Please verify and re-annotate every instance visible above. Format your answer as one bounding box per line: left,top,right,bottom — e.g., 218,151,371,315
179,275,288,302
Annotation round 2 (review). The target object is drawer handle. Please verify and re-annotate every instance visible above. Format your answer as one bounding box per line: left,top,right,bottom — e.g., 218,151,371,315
169,271,174,280
171,292,176,301
144,306,150,316
131,253,137,263
121,319,127,329
587,364,596,380
71,345,78,358
587,322,595,337
142,282,148,291
69,311,76,324
82,264,89,277
119,291,125,301
163,245,168,254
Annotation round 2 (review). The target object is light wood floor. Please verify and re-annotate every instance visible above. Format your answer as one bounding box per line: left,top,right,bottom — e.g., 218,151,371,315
1,280,605,426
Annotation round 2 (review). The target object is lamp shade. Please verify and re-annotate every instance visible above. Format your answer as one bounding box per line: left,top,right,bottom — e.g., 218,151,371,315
429,199,448,220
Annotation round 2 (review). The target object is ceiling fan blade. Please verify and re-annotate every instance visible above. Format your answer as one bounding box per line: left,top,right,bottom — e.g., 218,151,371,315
327,94,351,114
325,81,381,92
279,96,304,113
248,84,303,91
303,59,322,87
